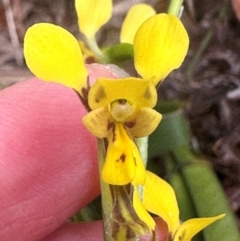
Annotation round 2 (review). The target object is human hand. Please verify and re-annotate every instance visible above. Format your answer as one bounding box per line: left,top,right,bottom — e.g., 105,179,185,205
0,64,167,241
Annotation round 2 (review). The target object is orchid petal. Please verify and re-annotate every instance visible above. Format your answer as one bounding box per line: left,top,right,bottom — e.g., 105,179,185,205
120,4,156,44
24,23,87,93
133,187,156,231
173,214,225,241
88,77,157,110
134,14,189,85
102,123,146,185
143,171,180,235
75,0,112,39
125,107,162,138
82,107,109,138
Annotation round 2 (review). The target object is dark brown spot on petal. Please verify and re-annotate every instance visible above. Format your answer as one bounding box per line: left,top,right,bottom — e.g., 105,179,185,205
178,230,186,241
112,125,116,142
144,86,151,99
107,120,114,131
124,120,136,128
120,154,126,163
133,157,137,166
95,86,106,103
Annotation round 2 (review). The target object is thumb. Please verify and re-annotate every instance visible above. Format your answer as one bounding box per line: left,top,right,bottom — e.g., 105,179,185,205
0,64,119,241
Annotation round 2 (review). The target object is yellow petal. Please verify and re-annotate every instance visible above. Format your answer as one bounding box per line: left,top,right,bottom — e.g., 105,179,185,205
82,107,109,138
102,123,146,185
88,77,157,110
133,187,155,231
120,4,156,44
125,107,162,138
24,23,88,92
75,0,112,38
134,14,189,85
143,171,180,235
173,214,225,241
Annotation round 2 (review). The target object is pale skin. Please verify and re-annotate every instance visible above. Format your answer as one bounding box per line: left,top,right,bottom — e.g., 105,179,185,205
0,65,167,241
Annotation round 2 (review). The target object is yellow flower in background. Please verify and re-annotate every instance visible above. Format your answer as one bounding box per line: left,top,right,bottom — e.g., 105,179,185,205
120,4,156,44
75,0,112,40
134,171,225,239
75,0,112,59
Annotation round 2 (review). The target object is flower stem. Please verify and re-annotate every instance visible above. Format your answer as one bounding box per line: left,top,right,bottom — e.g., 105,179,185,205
135,136,148,202
85,36,105,62
186,28,213,77
167,0,184,17
97,138,114,241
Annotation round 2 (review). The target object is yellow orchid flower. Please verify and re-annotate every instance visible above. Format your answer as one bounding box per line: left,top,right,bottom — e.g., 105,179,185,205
23,8,189,187
23,21,161,186
82,78,162,185
134,171,225,240
23,3,205,239
120,4,156,44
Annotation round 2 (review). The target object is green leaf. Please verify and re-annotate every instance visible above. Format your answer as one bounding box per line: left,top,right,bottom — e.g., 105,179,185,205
148,104,190,159
103,43,134,65
173,147,240,241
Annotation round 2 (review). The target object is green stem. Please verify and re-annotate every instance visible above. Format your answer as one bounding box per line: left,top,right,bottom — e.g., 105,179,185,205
186,29,213,77
172,147,240,241
135,137,148,167
167,0,184,17
135,136,148,203
85,36,105,62
97,138,114,241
